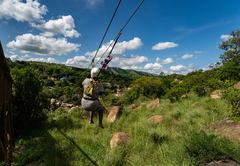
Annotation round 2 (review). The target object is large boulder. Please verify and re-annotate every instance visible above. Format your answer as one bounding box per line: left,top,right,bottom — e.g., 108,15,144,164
211,90,222,99
203,118,240,141
12,145,27,159
107,106,122,123
236,81,240,90
153,98,160,104
147,103,161,109
148,115,164,123
200,159,240,166
110,133,131,149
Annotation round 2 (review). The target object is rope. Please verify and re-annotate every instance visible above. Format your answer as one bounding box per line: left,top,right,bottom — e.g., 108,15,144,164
89,0,122,69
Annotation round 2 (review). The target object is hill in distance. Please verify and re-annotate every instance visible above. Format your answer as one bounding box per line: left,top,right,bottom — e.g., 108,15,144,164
107,67,158,77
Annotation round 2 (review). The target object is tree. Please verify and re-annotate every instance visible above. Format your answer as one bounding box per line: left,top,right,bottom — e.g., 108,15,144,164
215,61,240,81
11,67,50,135
219,29,240,64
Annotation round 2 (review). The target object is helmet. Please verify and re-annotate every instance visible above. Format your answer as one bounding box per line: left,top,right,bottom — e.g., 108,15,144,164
91,68,101,78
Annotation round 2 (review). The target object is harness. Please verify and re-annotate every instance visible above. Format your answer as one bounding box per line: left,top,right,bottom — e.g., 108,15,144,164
83,78,99,98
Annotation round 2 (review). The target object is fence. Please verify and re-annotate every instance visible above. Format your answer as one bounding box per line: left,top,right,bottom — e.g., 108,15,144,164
0,41,14,165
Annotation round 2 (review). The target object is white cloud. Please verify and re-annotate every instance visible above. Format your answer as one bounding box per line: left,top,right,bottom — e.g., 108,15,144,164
194,51,202,53
182,54,193,59
220,35,232,40
170,64,187,71
27,57,59,63
8,54,19,61
7,33,81,56
156,57,174,64
0,0,48,22
152,42,178,50
85,37,142,57
31,15,81,38
116,55,148,66
144,63,162,70
65,56,91,68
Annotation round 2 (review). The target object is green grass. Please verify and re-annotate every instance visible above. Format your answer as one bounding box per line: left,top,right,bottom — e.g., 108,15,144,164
14,94,240,166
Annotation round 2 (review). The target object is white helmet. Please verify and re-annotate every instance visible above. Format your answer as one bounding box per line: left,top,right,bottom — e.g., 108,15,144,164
91,68,100,78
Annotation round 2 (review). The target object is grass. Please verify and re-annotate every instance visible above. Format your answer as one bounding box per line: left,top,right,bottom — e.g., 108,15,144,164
13,93,240,166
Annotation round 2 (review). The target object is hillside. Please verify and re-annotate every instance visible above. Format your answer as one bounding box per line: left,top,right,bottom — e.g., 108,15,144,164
107,67,158,77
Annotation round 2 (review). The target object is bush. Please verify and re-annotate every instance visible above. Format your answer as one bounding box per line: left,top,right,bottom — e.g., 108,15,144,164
45,79,55,86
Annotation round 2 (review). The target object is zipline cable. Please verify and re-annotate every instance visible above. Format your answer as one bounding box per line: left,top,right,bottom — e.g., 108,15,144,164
88,0,122,69
95,0,145,66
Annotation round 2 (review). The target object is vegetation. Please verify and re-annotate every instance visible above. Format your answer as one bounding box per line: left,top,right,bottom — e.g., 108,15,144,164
7,29,240,165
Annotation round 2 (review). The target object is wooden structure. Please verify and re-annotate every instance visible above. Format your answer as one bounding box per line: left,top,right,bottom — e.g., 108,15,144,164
0,41,14,164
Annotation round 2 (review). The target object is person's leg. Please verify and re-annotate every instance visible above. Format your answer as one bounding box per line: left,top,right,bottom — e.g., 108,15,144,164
89,111,94,124
98,109,104,128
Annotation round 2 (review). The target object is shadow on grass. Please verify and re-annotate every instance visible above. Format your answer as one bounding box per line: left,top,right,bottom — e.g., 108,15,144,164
57,128,98,166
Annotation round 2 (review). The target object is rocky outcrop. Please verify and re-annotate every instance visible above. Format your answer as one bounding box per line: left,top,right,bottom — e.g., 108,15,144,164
148,115,164,123
203,118,240,141
12,145,27,159
181,94,188,99
236,81,240,90
211,90,222,99
147,103,161,109
110,133,131,149
200,159,240,166
108,106,122,122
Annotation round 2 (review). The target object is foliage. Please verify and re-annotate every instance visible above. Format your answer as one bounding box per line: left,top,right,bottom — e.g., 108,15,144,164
44,79,55,86
216,61,240,81
219,29,240,64
222,86,240,122
184,130,238,165
11,67,50,136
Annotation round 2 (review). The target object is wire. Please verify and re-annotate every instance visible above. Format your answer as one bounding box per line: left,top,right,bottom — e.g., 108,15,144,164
88,0,122,69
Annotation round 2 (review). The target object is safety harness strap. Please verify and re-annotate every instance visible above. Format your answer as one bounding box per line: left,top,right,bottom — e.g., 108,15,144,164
83,78,99,98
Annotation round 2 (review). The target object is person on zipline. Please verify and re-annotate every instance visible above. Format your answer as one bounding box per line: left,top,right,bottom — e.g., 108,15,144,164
81,68,104,128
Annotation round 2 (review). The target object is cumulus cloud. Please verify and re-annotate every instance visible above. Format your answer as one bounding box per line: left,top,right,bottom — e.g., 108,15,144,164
152,42,178,50
31,15,81,38
156,57,174,64
114,55,148,66
27,57,59,63
220,35,232,40
182,54,193,59
170,64,187,71
65,56,91,68
0,0,48,22
144,63,162,70
194,51,202,53
85,37,142,57
7,33,81,55
188,63,195,69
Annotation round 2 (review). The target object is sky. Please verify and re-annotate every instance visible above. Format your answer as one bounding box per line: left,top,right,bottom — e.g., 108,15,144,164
0,0,240,75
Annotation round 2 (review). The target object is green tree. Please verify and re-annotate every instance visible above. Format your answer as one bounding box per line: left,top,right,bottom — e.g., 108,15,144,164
215,61,240,81
219,29,240,64
11,67,50,135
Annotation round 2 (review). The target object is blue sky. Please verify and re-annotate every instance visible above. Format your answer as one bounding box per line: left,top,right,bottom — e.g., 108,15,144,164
0,0,240,75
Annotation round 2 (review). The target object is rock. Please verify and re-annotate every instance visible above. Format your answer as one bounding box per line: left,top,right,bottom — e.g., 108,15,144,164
200,159,240,166
147,103,161,109
53,117,57,121
110,133,131,149
50,98,56,104
148,115,164,123
107,106,122,123
236,82,240,90
181,94,188,98
12,145,27,159
179,81,183,83
153,98,160,104
211,90,222,99
63,107,70,112
203,118,240,141
130,104,141,110
174,78,180,82
82,110,96,119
